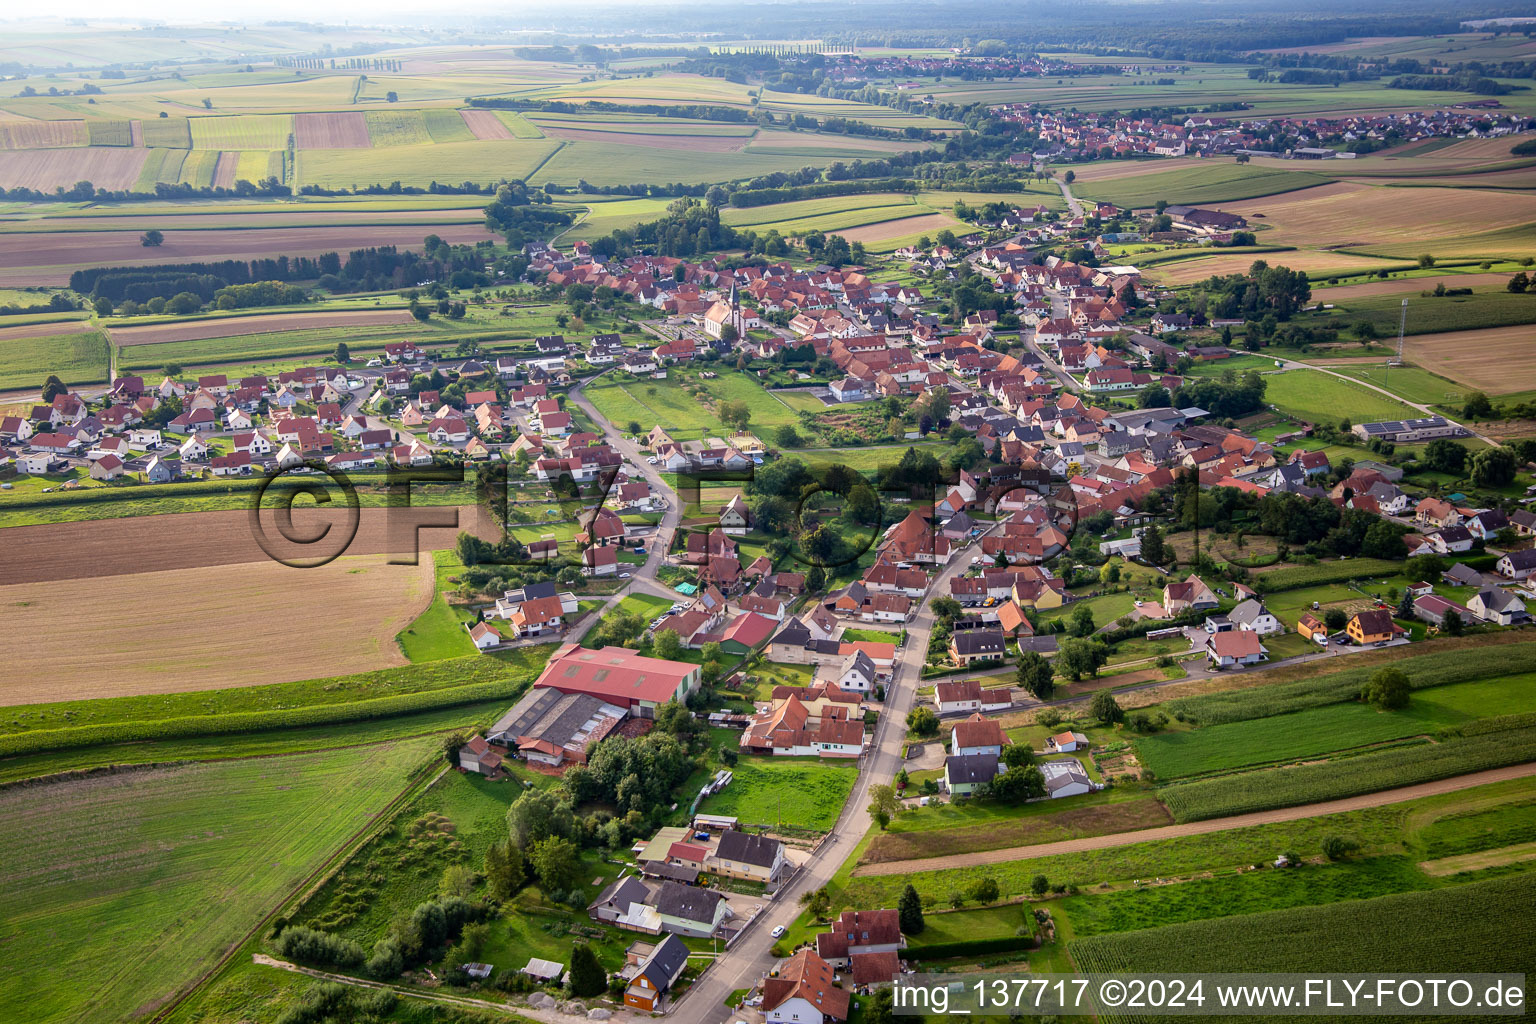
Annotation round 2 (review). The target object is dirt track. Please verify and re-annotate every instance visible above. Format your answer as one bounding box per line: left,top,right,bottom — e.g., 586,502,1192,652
0,505,494,585
854,762,1536,876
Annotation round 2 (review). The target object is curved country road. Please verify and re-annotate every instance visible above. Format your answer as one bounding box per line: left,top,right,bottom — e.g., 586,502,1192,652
855,761,1536,877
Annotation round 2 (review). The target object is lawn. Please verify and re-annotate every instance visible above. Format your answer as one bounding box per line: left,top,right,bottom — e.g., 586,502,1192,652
0,328,109,389
0,736,438,1024
697,754,858,831
1261,368,1419,426
1135,672,1536,780
1327,362,1466,406
842,627,901,644
395,586,476,662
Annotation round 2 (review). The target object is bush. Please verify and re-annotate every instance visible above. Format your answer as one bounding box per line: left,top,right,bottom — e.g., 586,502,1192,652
1321,835,1360,861
906,935,1037,960
277,925,366,968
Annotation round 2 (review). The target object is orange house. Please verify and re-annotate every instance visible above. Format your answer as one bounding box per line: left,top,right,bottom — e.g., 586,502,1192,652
1297,612,1327,643
1346,609,1405,645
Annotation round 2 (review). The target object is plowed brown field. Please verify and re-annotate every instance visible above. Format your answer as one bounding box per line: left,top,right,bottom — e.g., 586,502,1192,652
0,505,489,585
459,108,514,140
109,308,417,346
294,111,371,149
0,147,148,191
0,554,432,703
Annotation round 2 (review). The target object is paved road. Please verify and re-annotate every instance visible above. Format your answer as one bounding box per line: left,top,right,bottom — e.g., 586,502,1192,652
683,521,1008,1021
855,761,1536,877
1057,177,1084,218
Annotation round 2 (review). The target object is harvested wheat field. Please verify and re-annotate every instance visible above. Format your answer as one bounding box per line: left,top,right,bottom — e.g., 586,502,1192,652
0,320,95,342
109,308,418,346
839,212,959,243
1063,156,1214,183
1224,182,1536,249
0,505,491,585
294,111,372,149
1401,326,1536,394
0,554,431,704
0,119,85,149
1145,249,1401,285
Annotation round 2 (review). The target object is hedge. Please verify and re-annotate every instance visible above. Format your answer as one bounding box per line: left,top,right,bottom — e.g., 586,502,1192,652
905,935,1038,960
0,678,526,759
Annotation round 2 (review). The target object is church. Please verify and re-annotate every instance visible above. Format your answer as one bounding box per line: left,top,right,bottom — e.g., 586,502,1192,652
702,281,760,340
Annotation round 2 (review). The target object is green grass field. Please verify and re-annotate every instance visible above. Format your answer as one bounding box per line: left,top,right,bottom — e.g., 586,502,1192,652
0,328,108,389
697,755,858,831
1262,368,1419,425
1071,163,1332,209
586,368,797,440
1070,873,1533,997
188,113,292,150
1136,673,1536,780
495,110,547,139
421,107,475,143
140,116,192,148
298,137,562,189
1326,362,1467,405
363,109,431,146
0,737,437,1024
1313,287,1536,338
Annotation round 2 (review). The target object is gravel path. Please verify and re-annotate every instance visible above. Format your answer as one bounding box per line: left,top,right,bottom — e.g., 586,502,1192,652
854,762,1536,876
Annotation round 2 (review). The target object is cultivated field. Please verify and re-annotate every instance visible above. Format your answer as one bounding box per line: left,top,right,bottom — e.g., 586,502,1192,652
0,222,497,287
294,111,372,149
1145,250,1402,285
458,108,517,140
187,114,293,150
0,738,437,1024
0,147,149,191
839,211,960,244
298,137,561,190
1223,181,1536,256
0,554,432,703
1261,368,1419,424
0,506,486,584
1315,272,1520,301
0,326,109,390
108,308,418,346
1069,162,1331,209
1400,325,1536,395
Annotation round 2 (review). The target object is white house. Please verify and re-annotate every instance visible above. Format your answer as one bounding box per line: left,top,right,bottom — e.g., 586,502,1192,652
1496,549,1536,582
1045,730,1089,753
950,714,1008,758
468,622,502,650
1204,630,1267,667
1467,587,1528,625
833,649,877,694
1228,598,1284,636
1041,759,1094,799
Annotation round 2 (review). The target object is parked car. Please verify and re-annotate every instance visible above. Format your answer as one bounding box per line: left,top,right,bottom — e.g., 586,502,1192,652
770,925,785,938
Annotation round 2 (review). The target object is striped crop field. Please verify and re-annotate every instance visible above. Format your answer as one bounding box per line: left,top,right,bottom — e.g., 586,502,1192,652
210,152,238,189
132,148,188,190
365,109,432,146
0,120,84,149
0,328,109,389
234,149,279,184
178,149,221,188
421,107,474,143
139,116,192,148
84,119,132,146
189,114,292,150
495,110,546,139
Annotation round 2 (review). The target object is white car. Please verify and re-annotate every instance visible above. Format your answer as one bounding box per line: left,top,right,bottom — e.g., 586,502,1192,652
770,925,785,938
646,456,658,464
619,572,631,579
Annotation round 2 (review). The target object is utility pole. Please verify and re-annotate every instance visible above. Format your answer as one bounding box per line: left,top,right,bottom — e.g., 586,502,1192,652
1386,298,1407,390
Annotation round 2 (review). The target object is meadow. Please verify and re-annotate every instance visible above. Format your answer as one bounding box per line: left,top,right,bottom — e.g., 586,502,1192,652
0,737,438,1024
585,368,798,440
697,755,859,831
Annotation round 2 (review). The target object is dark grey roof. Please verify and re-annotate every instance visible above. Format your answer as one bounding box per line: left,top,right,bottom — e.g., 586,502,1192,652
715,829,783,869
1228,599,1272,628
653,880,724,924
589,875,652,913
952,630,1006,657
638,934,690,991
489,689,611,750
1043,759,1091,794
1502,549,1536,570
1017,635,1060,654
1444,563,1482,585
945,753,999,785
770,619,811,647
642,861,701,884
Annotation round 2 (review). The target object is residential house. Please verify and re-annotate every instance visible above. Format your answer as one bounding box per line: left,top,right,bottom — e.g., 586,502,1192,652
1468,588,1528,626
833,649,878,694
949,629,1006,666
763,950,849,1024
623,934,690,1012
1203,629,1267,667
653,880,733,937
468,622,502,650
943,752,1000,796
950,713,1009,757
719,494,753,535
1297,612,1327,644
1346,609,1405,645
816,908,905,968
1496,549,1536,581
1162,575,1218,614
707,830,788,883
1228,598,1283,635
